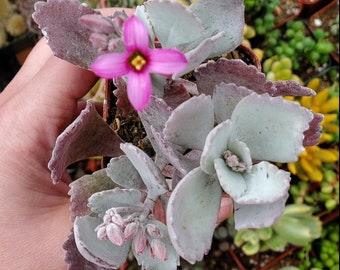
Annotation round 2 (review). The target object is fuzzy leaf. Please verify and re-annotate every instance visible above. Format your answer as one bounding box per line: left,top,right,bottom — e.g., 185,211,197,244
63,228,108,270
164,95,214,150
74,216,131,268
195,59,271,96
144,0,204,51
230,94,314,162
48,100,123,184
120,143,168,199
212,82,253,123
188,0,244,58
234,194,289,230
107,155,146,190
139,96,173,169
151,127,200,176
33,0,101,68
200,119,233,174
69,169,117,221
133,220,180,270
214,158,247,199
88,188,144,215
167,168,221,264
233,162,291,204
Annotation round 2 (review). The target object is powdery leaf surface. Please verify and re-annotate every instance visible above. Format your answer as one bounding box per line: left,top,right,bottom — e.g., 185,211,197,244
69,169,117,221
48,100,123,184
167,168,222,264
63,228,108,270
194,58,316,97
33,0,101,68
164,95,214,150
74,215,131,268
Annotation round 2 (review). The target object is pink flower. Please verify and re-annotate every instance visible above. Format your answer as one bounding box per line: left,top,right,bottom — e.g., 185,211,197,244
90,15,188,111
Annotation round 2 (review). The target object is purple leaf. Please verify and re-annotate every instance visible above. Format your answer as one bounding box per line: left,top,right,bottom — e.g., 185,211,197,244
48,100,123,184
33,0,101,68
69,169,116,221
195,59,271,96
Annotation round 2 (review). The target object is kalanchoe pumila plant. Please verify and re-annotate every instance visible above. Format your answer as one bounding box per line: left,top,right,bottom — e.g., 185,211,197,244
32,0,323,269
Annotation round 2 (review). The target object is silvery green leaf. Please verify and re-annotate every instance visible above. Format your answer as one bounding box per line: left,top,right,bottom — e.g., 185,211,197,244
174,32,225,78
74,216,131,268
164,95,214,150
152,127,200,176
120,143,168,199
200,120,233,174
166,168,221,264
107,155,146,190
230,94,314,162
214,158,246,200
212,82,252,123
234,194,289,230
144,0,204,51
88,188,144,215
189,0,244,58
69,169,117,221
235,162,291,204
134,220,180,270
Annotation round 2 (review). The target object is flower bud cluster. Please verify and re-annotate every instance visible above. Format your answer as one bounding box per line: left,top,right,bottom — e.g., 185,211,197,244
95,208,168,261
79,11,127,52
223,150,248,172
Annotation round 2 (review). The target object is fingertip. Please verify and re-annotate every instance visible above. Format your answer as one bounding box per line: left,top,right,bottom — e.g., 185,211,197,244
216,194,233,224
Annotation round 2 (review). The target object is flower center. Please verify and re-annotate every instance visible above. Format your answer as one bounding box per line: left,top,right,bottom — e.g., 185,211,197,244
129,51,147,71
223,150,248,172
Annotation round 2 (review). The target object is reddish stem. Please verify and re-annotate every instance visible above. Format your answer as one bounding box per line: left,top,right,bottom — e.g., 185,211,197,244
258,246,299,270
228,245,246,270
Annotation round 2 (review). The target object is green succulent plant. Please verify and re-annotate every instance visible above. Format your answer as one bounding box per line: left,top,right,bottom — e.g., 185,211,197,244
234,204,322,256
263,55,303,84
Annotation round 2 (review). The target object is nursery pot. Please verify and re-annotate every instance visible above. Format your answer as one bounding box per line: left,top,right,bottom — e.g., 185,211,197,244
274,0,303,28
308,0,339,63
298,0,334,17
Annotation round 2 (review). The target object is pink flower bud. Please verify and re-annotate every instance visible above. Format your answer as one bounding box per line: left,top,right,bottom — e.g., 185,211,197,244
145,223,162,238
89,33,109,51
133,228,147,255
79,14,114,34
124,222,138,240
95,225,107,240
150,239,168,261
106,223,125,246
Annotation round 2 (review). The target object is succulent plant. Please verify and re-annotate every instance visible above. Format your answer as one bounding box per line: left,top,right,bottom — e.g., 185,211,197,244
234,204,322,256
31,0,323,268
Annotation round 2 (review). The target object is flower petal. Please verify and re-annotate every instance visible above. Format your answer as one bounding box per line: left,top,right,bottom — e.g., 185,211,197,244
148,48,187,75
123,15,149,53
230,93,314,162
91,52,129,78
127,72,152,111
200,120,233,174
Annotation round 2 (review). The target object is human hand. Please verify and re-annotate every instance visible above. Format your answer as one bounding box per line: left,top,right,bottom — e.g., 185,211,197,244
0,7,232,269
